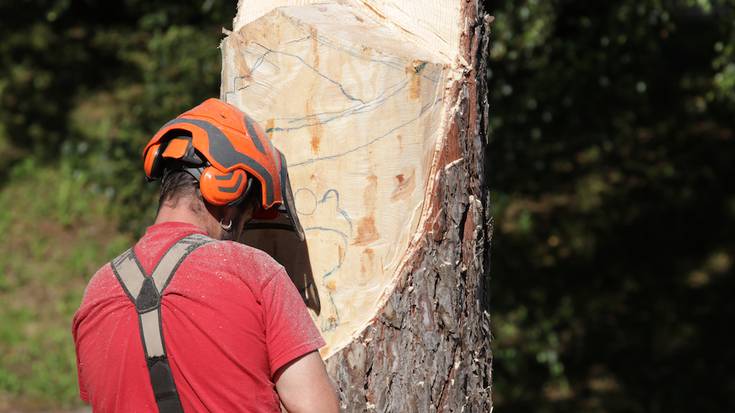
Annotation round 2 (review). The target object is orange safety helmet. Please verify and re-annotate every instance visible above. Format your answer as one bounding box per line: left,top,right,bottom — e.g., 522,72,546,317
142,98,304,240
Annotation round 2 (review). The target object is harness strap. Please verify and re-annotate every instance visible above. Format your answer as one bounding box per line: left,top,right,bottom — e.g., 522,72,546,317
111,233,211,413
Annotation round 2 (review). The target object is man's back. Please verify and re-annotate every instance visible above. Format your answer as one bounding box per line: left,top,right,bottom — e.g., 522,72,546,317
72,221,325,412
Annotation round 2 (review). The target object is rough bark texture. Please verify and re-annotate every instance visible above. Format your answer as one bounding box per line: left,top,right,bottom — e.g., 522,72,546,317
324,3,493,412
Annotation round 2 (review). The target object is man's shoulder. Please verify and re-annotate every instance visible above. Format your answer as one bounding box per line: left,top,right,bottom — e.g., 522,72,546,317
195,239,284,287
73,261,122,332
82,262,116,300
201,239,281,267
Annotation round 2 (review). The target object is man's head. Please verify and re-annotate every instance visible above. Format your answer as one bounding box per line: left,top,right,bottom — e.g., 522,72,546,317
144,98,304,241
156,169,260,241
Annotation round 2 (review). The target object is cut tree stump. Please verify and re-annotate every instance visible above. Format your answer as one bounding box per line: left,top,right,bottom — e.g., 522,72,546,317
222,1,492,411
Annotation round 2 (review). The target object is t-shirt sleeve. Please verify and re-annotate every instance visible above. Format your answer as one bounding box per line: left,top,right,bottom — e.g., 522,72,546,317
72,318,89,403
76,355,89,402
262,267,326,377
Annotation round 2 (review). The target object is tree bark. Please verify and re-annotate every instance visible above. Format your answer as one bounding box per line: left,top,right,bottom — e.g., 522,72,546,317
222,1,492,411
322,7,492,412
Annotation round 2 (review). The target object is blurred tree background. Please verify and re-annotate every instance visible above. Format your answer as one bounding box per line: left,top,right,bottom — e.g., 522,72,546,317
0,1,234,410
487,0,734,412
0,0,732,411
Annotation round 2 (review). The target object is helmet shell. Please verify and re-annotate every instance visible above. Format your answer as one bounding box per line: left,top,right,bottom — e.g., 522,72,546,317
143,98,283,210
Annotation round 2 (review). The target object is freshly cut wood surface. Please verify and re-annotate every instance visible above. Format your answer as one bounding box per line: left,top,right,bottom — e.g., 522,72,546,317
222,2,448,357
233,0,460,62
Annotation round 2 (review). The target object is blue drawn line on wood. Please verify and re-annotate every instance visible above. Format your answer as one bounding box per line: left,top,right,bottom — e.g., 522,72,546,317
265,80,409,134
225,36,442,118
320,293,340,332
304,226,349,280
285,35,311,45
318,189,354,234
252,42,367,104
298,186,355,332
294,188,318,215
294,188,353,233
268,79,406,123
304,225,348,331
291,97,441,167
313,35,441,83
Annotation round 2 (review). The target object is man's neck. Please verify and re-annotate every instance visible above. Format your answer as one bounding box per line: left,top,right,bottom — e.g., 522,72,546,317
154,205,220,239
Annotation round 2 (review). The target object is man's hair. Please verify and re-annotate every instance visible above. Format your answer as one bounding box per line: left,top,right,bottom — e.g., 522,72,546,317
158,169,260,213
159,170,200,212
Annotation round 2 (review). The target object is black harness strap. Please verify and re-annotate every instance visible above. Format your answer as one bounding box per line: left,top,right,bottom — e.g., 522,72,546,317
111,234,211,413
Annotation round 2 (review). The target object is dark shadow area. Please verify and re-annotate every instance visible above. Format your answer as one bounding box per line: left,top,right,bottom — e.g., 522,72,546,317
484,0,735,411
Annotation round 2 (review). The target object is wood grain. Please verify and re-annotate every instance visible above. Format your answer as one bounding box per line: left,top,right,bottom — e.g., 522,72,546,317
233,0,460,62
222,3,447,357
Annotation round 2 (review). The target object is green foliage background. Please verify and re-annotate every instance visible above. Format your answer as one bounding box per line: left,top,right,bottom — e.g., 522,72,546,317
488,0,734,411
0,1,234,410
0,0,732,411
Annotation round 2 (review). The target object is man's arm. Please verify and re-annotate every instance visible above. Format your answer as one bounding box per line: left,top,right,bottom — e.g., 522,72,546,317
275,350,340,413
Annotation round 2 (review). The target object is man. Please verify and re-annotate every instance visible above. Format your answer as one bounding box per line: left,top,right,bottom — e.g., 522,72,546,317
72,98,339,412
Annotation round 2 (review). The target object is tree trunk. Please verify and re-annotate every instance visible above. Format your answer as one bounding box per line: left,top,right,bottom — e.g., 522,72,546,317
222,1,492,411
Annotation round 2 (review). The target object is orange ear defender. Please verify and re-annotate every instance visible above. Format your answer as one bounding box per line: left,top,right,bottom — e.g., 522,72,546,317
144,135,253,207
199,168,251,206
143,143,164,181
142,98,305,240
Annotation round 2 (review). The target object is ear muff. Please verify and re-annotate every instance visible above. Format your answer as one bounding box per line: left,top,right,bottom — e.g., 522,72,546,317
144,143,164,180
199,167,250,206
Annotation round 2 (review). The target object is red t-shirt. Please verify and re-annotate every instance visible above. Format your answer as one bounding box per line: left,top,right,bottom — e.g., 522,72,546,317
72,221,325,412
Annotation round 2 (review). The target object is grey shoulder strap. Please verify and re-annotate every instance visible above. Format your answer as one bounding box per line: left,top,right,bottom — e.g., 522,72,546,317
111,233,211,413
